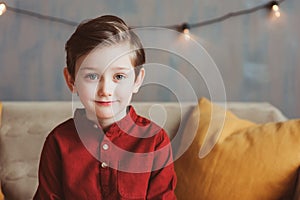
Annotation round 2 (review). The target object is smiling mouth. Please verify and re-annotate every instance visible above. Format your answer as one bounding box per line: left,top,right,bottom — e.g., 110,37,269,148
94,100,116,106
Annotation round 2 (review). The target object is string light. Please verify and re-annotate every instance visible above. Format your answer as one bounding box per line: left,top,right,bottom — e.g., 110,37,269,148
0,2,6,16
180,23,191,40
1,0,286,30
270,1,281,18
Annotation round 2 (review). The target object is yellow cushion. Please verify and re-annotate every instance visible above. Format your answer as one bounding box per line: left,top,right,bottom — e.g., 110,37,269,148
174,98,300,200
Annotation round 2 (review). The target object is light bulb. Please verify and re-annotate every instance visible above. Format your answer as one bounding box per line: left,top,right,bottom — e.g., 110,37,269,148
180,23,191,40
270,1,280,18
183,28,191,40
272,4,279,12
0,2,6,16
183,28,189,34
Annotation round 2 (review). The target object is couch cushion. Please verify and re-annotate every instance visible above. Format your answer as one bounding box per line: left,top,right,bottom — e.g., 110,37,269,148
0,102,73,200
174,98,300,200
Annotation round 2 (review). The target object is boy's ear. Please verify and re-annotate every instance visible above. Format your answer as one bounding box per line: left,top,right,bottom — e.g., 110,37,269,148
133,68,145,93
63,67,77,93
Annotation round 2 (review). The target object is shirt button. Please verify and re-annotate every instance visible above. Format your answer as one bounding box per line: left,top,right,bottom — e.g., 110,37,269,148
101,162,108,168
102,144,109,150
93,124,98,129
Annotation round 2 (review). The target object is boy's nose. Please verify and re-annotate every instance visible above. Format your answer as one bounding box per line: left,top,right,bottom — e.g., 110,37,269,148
97,79,113,97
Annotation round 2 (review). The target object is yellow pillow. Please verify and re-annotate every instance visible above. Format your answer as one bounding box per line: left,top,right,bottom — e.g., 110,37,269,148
174,98,300,200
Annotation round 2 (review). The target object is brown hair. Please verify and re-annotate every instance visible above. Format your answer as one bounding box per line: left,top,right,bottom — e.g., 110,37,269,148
65,15,145,80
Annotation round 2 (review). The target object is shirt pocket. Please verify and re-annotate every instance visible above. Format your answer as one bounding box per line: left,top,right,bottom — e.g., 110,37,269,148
117,154,153,199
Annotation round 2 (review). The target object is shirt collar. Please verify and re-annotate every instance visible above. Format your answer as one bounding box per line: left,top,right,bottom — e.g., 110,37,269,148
73,105,140,137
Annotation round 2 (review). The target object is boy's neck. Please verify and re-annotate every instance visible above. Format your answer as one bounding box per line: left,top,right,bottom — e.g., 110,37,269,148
85,106,129,132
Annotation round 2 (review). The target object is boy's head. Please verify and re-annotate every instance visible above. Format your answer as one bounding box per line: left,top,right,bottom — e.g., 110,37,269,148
65,15,145,81
64,15,146,127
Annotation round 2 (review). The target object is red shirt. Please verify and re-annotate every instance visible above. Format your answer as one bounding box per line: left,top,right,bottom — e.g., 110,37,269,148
34,106,177,200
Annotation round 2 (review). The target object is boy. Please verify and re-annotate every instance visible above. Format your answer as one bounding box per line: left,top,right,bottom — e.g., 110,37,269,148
34,15,177,199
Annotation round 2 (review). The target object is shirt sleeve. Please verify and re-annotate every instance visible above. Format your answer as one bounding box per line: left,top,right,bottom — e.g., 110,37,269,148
146,130,177,200
33,132,64,200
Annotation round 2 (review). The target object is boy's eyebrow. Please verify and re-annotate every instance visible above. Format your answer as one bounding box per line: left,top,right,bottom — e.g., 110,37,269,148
79,66,133,71
112,66,132,71
79,67,97,71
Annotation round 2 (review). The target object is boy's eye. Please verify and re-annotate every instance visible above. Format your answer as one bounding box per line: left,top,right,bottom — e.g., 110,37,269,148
85,73,99,80
114,74,126,81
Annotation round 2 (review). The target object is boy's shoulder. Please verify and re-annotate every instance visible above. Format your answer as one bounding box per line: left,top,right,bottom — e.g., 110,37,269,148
47,118,76,139
53,117,75,130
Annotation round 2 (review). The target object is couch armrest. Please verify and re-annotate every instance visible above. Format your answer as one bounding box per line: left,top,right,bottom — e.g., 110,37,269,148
226,102,287,123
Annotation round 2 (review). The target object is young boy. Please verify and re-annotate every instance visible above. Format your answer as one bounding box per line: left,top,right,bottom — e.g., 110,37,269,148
33,15,177,199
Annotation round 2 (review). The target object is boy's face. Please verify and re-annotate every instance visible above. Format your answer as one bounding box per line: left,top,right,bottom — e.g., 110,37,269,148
64,43,144,127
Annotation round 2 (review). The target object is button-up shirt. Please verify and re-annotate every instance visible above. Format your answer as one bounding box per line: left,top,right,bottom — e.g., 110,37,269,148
34,106,177,200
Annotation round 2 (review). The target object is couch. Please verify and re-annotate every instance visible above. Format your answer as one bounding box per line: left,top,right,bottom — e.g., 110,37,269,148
1,99,299,200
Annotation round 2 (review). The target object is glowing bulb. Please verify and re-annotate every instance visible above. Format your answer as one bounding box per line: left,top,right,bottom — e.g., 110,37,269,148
183,28,191,40
0,2,6,16
272,4,279,12
180,23,191,40
183,28,189,34
270,1,280,18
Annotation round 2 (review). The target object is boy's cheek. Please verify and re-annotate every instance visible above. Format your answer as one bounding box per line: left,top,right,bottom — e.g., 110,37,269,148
77,84,97,98
115,83,135,94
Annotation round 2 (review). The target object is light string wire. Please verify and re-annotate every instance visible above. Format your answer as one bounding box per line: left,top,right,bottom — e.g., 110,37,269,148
4,0,286,31
6,5,78,26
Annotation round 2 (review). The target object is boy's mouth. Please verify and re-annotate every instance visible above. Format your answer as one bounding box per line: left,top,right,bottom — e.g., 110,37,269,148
94,100,116,106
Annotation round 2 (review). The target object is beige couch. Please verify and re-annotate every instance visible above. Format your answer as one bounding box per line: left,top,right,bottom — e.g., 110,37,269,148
0,101,291,200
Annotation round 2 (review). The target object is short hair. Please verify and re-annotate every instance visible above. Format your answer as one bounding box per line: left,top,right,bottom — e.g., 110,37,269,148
65,15,145,80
